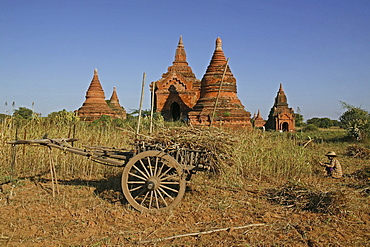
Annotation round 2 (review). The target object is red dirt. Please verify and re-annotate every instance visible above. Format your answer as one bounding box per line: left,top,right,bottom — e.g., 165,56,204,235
1,172,369,246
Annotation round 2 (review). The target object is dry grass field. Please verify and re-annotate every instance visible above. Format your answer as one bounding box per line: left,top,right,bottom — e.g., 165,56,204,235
0,117,369,246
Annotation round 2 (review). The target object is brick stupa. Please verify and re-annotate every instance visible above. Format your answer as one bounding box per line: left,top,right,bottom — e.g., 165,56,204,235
252,109,266,128
188,37,252,128
77,69,120,121
265,83,295,131
151,36,200,121
108,86,127,119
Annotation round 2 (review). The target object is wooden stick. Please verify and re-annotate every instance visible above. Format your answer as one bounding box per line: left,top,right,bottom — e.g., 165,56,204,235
150,81,155,135
303,136,313,148
136,72,146,136
48,147,55,197
210,58,230,128
10,144,17,180
140,223,265,244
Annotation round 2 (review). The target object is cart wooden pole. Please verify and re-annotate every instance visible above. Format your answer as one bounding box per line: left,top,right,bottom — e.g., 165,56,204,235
210,58,229,128
136,72,146,135
149,81,155,134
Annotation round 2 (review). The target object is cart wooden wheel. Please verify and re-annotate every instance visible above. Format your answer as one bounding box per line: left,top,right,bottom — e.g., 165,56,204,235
121,150,186,212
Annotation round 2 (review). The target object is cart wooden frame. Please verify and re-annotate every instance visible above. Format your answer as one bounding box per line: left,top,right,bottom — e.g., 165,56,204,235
7,138,212,213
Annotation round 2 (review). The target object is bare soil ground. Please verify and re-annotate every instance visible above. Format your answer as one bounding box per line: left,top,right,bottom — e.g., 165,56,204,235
1,167,369,246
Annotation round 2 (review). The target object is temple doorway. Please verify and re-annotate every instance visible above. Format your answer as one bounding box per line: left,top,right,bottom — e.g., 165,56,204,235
282,122,289,132
170,102,181,121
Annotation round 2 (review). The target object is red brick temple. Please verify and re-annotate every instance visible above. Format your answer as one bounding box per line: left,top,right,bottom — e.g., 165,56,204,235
264,83,295,131
188,37,252,128
108,86,127,119
77,69,125,121
150,36,201,121
252,109,266,128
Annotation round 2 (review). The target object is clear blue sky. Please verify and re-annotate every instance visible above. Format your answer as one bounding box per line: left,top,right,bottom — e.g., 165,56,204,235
1,0,369,121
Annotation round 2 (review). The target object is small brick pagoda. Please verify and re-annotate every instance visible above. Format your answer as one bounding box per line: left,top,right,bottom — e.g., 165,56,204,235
151,36,201,121
108,86,127,119
252,109,266,128
188,37,252,128
77,69,125,121
265,83,295,131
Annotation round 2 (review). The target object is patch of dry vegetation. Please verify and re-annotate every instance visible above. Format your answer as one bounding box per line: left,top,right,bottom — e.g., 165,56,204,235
1,117,370,246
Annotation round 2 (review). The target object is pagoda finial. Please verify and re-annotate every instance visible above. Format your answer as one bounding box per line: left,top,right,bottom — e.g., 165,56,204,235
216,37,222,51
178,35,184,47
94,68,98,75
174,35,187,63
279,83,284,91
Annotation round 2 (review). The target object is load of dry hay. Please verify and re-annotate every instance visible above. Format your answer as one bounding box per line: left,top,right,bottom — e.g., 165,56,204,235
265,181,346,214
346,145,370,159
136,127,237,172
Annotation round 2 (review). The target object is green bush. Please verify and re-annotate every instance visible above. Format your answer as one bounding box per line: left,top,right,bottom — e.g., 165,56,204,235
303,124,319,132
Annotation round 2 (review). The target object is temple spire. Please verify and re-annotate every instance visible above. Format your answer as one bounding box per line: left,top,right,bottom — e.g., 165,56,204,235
174,35,187,63
276,83,288,106
150,36,200,121
109,86,127,119
257,109,261,118
77,69,118,121
265,84,295,131
216,37,222,51
110,86,119,104
188,37,252,128
178,35,184,47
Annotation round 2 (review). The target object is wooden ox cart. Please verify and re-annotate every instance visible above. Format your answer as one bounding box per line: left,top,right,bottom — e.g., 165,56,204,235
7,137,213,212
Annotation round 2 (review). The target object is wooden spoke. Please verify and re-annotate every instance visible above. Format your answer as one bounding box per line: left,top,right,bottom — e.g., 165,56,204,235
132,164,149,179
160,184,180,194
128,172,147,181
157,189,168,207
139,159,151,178
158,187,175,201
147,156,154,176
129,185,144,192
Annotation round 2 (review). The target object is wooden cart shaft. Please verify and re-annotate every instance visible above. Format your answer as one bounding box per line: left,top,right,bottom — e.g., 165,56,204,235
7,138,133,167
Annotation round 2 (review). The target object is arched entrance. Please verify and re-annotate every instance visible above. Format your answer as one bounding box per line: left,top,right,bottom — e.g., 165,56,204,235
170,102,180,121
282,122,289,132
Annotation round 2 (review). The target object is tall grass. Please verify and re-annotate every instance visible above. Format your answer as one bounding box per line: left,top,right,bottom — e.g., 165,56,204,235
210,130,316,187
0,116,353,186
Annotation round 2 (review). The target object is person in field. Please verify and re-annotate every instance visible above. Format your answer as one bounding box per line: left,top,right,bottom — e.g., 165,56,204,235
320,151,343,178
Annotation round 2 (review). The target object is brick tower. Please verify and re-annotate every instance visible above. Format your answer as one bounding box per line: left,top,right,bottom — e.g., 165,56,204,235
108,86,127,119
77,69,119,121
150,36,200,121
265,83,295,131
252,109,266,128
188,37,252,128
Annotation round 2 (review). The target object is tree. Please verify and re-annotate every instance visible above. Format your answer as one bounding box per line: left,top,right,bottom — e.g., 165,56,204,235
294,113,304,127
306,117,334,128
13,107,34,119
48,109,78,125
339,101,370,141
302,124,319,132
319,118,333,128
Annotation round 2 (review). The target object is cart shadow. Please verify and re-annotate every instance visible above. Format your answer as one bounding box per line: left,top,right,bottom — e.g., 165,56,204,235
19,173,130,206
17,173,195,208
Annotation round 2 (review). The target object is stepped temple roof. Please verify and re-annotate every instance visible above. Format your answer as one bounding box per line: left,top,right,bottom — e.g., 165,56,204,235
151,36,200,121
265,83,295,131
188,37,252,128
77,69,121,121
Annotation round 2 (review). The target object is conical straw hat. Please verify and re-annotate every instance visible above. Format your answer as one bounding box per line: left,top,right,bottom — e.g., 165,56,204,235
325,151,337,157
